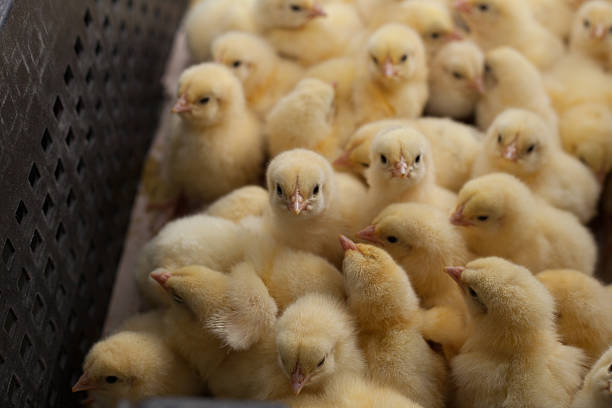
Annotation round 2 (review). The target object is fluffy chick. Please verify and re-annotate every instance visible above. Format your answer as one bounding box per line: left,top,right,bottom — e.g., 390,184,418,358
449,257,587,408
353,23,429,125
265,149,367,266
452,0,564,69
570,1,612,70
427,40,484,120
571,346,612,408
204,185,269,222
212,31,303,118
135,214,243,306
537,269,612,362
265,78,340,159
476,47,558,130
167,63,264,208
254,1,363,66
471,109,601,222
184,0,256,62
341,237,447,408
451,173,597,274
527,0,580,40
560,103,612,182
365,126,457,220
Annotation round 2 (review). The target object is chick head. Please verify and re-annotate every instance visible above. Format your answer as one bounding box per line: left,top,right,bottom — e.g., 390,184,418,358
584,346,612,400
570,1,612,56
256,0,327,29
291,78,336,122
212,32,276,94
445,257,554,329
367,126,432,189
452,0,522,32
276,294,359,395
366,24,426,85
266,149,334,218
484,109,554,175
172,63,244,127
333,132,373,174
482,47,539,95
401,0,462,55
451,173,532,232
433,40,485,96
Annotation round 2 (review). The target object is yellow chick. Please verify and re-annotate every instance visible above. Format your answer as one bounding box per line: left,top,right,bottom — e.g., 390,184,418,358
537,269,612,362
427,40,485,120
72,327,202,407
452,0,564,69
365,127,457,220
570,1,612,70
449,257,587,408
560,103,612,183
265,148,367,266
571,346,612,408
471,109,601,223
254,0,363,66
451,173,598,274
184,0,256,62
204,185,269,222
167,63,264,208
135,214,243,306
527,0,579,41
353,23,429,125
265,78,341,160
340,237,447,408
211,31,304,118
476,47,558,130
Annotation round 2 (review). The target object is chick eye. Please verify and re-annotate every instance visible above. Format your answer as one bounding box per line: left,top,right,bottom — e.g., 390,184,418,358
290,4,302,11
173,293,184,304
608,363,612,373
105,376,118,384
583,19,590,28
579,156,587,165
497,134,502,143
386,236,398,243
526,144,536,153
415,154,421,164
477,3,489,11
477,215,489,221
484,63,492,74
276,184,283,197
317,357,325,367
452,71,463,80
371,55,378,64
430,32,440,39
199,97,210,105
232,60,242,68
468,287,478,298
312,184,320,195
400,54,408,62
380,154,387,164
360,162,369,168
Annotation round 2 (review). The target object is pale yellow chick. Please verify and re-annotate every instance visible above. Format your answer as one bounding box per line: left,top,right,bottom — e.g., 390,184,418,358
427,40,484,120
471,109,601,222
264,149,367,266
167,63,264,208
204,185,269,222
451,173,597,274
537,269,612,362
452,0,564,69
476,47,558,130
571,346,612,408
570,1,612,70
449,257,587,408
353,23,429,125
527,0,580,40
341,237,447,408
212,31,303,118
365,126,457,220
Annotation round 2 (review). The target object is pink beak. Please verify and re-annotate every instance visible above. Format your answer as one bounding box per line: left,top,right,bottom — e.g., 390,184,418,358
171,92,192,113
289,188,307,215
445,266,465,285
450,204,473,227
356,225,383,244
291,367,307,395
391,156,410,178
502,140,519,161
72,373,98,393
339,235,359,252
453,0,472,13
151,270,171,288
383,57,395,78
309,3,327,18
592,24,606,39
471,75,485,94
333,149,353,168
446,29,463,42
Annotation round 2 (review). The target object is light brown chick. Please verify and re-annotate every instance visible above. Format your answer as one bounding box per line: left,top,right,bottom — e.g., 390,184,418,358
570,1,612,70
571,346,612,408
204,185,269,222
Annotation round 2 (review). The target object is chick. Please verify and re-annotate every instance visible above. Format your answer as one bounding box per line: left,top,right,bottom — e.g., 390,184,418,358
341,237,447,408
365,127,457,220
527,0,579,40
471,109,601,222
254,1,363,66
560,104,612,182
135,214,244,306
476,47,558,130
570,1,612,70
536,269,612,362
166,63,264,209
571,346,612,408
449,257,587,408
204,185,269,222
211,31,304,118
265,149,367,266
72,327,202,407
451,173,597,274
265,78,341,160
452,0,564,69
427,40,484,120
184,0,256,62
353,23,429,125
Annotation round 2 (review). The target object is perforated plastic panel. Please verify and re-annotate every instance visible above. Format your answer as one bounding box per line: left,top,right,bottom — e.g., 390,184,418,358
0,1,186,407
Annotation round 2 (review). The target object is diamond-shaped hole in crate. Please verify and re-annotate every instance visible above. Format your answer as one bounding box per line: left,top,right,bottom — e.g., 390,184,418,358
53,97,64,120
4,308,17,336
2,238,15,268
32,294,45,324
15,200,28,223
54,159,64,181
42,194,55,218
41,129,53,151
66,127,76,146
63,66,74,86
30,230,42,253
74,36,84,56
28,163,41,188
20,334,33,361
17,268,31,292
8,375,21,405
55,223,66,243
75,98,84,116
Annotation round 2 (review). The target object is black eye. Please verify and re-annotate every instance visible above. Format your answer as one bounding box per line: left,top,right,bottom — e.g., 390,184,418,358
232,60,242,68
276,184,283,196
608,363,612,373
452,71,463,80
579,156,587,165
317,357,325,367
360,162,369,168
386,236,398,243
468,287,478,298
430,32,440,39
484,63,491,74
380,154,387,164
415,154,421,163
609,26,612,34
371,55,378,64
312,184,320,195
290,4,302,11
497,134,502,143
199,97,210,105
583,19,590,28
400,54,408,62
173,293,184,304
526,144,535,153
105,376,118,384
477,215,489,221
477,3,489,11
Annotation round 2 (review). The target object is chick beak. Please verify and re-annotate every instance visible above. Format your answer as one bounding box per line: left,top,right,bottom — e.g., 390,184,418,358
471,75,485,94
150,270,172,288
339,235,359,252
450,204,473,227
592,24,606,39
391,156,410,178
446,29,463,42
356,225,383,244
453,0,472,13
502,140,519,161
72,373,98,393
383,58,395,78
444,266,465,285
171,93,192,113
290,367,307,395
308,3,327,18
333,149,353,168
289,188,307,215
